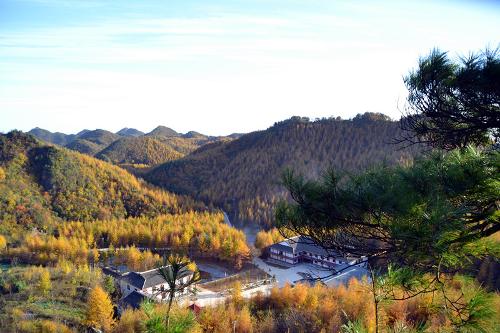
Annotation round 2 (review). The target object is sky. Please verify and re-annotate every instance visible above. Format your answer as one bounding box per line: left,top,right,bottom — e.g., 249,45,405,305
1,0,499,136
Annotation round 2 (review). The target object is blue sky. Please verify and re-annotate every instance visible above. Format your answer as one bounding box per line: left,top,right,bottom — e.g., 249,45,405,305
1,0,499,135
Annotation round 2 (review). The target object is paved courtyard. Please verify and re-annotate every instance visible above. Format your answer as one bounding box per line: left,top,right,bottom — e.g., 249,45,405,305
252,257,369,287
189,283,272,307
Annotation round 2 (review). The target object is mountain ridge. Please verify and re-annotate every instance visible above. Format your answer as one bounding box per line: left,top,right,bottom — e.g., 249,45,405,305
145,113,420,225
27,126,239,167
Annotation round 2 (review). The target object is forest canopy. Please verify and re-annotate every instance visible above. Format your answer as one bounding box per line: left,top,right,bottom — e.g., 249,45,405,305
146,113,419,226
0,131,205,238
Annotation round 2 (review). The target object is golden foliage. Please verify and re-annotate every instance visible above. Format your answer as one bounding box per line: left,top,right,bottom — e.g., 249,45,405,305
96,136,183,166
236,306,253,333
111,308,146,333
113,246,162,272
38,268,52,297
17,320,73,333
0,131,204,237
0,234,7,251
85,285,115,332
254,228,284,249
7,212,250,267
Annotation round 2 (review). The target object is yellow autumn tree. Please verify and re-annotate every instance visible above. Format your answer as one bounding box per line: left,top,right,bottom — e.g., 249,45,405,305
86,285,115,332
254,230,273,249
0,234,7,252
236,305,253,333
38,268,52,297
0,167,5,181
230,281,243,307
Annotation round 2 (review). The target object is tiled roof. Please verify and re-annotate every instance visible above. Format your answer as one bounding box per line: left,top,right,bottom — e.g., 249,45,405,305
270,236,339,257
121,291,147,310
124,266,193,290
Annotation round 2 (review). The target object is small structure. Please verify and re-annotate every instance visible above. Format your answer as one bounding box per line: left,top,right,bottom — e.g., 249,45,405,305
269,236,349,268
187,302,202,315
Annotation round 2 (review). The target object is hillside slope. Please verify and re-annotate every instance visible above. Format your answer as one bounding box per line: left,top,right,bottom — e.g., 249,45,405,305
96,136,183,165
146,113,419,225
28,127,75,146
65,129,120,155
0,131,203,237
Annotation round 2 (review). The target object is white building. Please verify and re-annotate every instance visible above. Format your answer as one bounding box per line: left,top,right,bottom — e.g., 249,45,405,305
269,236,350,268
118,266,194,308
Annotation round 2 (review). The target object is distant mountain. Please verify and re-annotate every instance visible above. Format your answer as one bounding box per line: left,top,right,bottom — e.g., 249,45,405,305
96,136,183,165
0,131,203,234
146,126,180,137
65,129,120,155
65,138,103,155
146,113,419,226
28,127,75,146
76,129,120,146
27,126,239,168
228,133,245,139
76,129,91,136
182,131,206,139
116,127,144,137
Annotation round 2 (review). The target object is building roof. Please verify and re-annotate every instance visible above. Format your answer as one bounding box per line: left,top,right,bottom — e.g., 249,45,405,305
102,266,126,279
124,266,193,290
270,236,338,257
121,291,147,310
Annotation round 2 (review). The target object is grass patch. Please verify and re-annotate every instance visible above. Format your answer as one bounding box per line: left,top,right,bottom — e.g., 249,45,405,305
25,299,85,322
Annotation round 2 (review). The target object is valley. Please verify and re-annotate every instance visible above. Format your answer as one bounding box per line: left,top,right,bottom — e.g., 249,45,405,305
2,108,499,332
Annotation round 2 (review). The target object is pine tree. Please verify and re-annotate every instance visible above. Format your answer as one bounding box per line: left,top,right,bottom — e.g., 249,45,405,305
86,285,115,332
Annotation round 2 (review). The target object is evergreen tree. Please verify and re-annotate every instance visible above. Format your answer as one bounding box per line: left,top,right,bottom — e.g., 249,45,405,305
275,47,500,331
400,48,500,149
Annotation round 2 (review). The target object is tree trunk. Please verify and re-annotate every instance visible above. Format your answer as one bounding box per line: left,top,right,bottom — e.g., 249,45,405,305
166,292,174,329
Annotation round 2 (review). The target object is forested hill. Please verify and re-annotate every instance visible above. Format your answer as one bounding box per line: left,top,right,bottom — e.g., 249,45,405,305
65,129,121,155
146,113,419,226
95,136,184,166
28,127,235,167
0,131,204,237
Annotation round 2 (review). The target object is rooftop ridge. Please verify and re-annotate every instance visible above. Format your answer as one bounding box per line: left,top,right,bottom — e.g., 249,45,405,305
138,265,169,274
